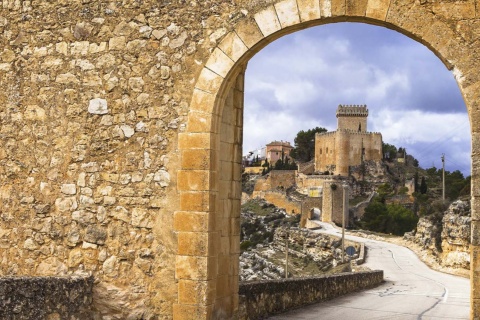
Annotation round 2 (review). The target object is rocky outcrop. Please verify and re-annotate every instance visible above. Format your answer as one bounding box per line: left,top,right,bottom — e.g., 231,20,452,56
404,200,470,270
441,201,471,268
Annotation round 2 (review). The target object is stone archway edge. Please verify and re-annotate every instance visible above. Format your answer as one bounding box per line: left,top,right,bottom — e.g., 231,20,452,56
178,0,480,319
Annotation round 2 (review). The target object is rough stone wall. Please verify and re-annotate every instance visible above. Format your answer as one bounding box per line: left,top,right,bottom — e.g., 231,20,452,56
263,191,301,215
238,270,384,319
0,276,93,319
269,170,296,189
296,174,329,192
1,0,480,318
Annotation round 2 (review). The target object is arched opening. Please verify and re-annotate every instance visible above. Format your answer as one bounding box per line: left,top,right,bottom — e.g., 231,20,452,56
176,2,480,319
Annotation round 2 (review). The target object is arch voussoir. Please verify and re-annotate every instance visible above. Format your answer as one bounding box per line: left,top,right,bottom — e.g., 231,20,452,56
275,0,301,28
297,0,321,22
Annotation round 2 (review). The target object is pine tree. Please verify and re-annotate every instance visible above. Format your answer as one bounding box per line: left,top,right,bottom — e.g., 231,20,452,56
420,177,428,194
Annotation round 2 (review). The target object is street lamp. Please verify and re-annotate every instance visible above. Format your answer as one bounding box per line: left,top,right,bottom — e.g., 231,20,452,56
342,182,348,263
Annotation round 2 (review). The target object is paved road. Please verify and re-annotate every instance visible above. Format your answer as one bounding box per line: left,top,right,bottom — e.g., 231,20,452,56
270,223,470,320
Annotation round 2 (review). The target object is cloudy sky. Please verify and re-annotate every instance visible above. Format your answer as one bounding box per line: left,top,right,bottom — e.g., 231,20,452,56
243,22,471,176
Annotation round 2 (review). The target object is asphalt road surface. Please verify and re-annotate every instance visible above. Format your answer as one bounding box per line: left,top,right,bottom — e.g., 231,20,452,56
270,222,470,320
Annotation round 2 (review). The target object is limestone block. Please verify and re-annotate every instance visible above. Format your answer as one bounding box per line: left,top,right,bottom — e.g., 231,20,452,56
0,63,11,71
473,220,480,246
346,0,368,16
218,32,248,63
173,304,213,320
186,111,214,133
181,149,213,170
89,42,107,54
55,197,78,212
120,125,135,138
0,48,15,62
152,29,167,39
175,256,217,280
36,257,68,276
178,133,212,150
113,21,134,36
76,59,95,71
23,238,38,250
195,67,223,95
320,0,332,17
103,255,118,276
139,25,153,38
131,208,153,228
177,170,210,191
109,36,126,50
177,232,213,256
205,48,234,79
71,41,90,56
274,0,301,28
297,0,321,22
128,77,144,92
169,31,188,49
61,183,77,195
85,225,107,245
366,0,390,21
55,42,68,55
330,0,346,16
24,105,46,121
55,73,79,84
254,6,281,37
126,39,147,53
154,169,171,187
111,206,130,223
234,18,264,49
72,210,95,224
178,279,216,305
88,98,108,115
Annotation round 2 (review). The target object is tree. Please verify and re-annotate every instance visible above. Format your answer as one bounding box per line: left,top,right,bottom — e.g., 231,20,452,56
290,127,327,162
382,143,397,160
420,176,427,194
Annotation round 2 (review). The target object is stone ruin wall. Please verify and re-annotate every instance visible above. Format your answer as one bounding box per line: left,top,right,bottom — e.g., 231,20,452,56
0,0,480,319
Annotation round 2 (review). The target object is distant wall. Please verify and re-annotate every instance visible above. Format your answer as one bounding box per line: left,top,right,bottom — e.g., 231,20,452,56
238,271,383,320
269,170,296,189
263,191,301,215
0,276,93,319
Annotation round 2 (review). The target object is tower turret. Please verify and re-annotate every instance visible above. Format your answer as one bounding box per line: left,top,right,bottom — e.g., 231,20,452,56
336,104,368,132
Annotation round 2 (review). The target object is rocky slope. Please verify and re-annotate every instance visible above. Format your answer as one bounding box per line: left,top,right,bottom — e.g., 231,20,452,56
240,199,357,281
404,200,470,270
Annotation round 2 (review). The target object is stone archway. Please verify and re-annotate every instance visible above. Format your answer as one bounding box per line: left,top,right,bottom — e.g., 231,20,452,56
177,1,480,318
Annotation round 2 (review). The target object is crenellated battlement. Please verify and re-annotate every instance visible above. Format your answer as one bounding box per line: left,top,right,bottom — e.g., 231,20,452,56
336,104,369,117
316,129,382,137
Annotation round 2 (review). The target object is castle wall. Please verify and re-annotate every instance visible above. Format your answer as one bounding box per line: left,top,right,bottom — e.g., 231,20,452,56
338,115,367,132
315,131,382,176
269,170,296,190
314,132,336,174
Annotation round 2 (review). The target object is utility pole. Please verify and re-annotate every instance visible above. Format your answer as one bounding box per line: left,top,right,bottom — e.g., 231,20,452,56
285,230,289,278
442,154,445,201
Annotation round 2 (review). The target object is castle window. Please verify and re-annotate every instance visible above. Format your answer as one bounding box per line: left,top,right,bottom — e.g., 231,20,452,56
326,147,328,154
320,149,322,155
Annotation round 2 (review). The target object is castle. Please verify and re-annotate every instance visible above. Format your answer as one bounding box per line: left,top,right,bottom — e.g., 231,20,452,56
314,105,383,176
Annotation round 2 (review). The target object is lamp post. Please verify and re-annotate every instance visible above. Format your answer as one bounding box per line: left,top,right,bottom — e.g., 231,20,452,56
342,182,348,263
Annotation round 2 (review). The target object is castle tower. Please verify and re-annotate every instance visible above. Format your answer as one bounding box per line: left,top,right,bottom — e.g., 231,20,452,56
336,104,368,132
